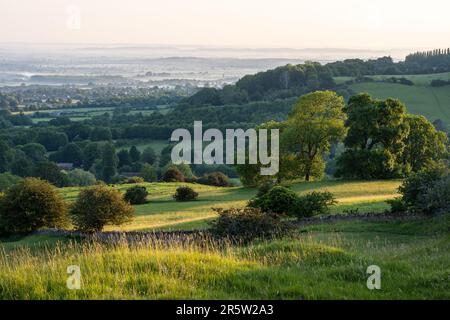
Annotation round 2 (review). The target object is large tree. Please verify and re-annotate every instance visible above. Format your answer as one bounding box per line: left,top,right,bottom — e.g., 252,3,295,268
335,94,409,179
282,91,346,181
402,115,448,173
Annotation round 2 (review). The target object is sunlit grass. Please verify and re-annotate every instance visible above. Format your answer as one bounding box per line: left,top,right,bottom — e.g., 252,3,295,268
58,180,401,231
1,216,448,299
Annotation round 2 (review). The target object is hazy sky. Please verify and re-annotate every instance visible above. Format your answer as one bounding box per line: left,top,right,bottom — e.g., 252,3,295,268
0,0,449,49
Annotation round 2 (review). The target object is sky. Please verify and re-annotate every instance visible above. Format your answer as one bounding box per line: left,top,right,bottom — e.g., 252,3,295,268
0,0,449,49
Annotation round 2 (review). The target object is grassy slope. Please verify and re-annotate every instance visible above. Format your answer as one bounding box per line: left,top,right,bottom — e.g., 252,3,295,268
335,72,450,123
0,215,448,299
350,83,450,123
59,180,401,231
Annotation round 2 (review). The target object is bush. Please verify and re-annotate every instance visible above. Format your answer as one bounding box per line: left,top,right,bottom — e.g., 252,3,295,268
256,180,277,198
397,164,448,214
288,191,336,219
249,186,298,214
197,172,231,187
70,183,135,232
161,167,185,182
387,197,408,214
124,186,148,205
67,169,96,187
140,164,157,182
422,175,450,214
0,178,68,236
209,207,293,242
163,163,194,179
124,176,144,184
173,186,198,202
193,164,238,178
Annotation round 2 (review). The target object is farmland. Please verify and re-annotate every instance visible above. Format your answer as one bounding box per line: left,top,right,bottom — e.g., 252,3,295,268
55,179,401,231
335,72,450,123
0,203,448,299
2,179,449,300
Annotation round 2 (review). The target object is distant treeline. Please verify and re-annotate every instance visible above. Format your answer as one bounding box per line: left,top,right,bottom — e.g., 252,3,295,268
185,48,450,107
75,94,183,109
184,62,338,106
329,49,450,76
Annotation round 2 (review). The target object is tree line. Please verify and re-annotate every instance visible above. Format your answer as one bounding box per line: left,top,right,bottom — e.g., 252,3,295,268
236,91,449,186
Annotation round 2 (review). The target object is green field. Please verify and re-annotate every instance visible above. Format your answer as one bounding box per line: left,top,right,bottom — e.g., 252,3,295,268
23,106,172,124
59,180,401,231
335,72,450,123
350,83,450,123
1,215,448,299
1,179,449,299
335,72,450,86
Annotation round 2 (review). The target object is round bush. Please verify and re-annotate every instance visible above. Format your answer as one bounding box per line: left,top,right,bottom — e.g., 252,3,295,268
173,186,198,202
398,164,448,214
288,191,336,219
124,176,144,184
67,169,96,187
70,184,135,232
209,207,293,242
0,178,68,236
161,167,185,182
419,175,450,215
124,186,149,205
256,180,277,197
197,172,231,187
249,186,298,214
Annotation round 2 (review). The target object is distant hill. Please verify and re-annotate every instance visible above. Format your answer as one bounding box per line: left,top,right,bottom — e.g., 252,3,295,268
183,62,338,106
185,48,450,108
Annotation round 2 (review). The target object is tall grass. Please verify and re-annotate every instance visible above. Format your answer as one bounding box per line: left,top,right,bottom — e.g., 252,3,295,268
1,217,449,300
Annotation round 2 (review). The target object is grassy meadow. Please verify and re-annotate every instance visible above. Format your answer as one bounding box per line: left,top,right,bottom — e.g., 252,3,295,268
2,178,448,300
0,214,448,299
349,83,450,123
59,180,401,231
335,72,450,123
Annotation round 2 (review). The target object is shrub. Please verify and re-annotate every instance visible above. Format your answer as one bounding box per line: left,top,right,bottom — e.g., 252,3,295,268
249,186,298,214
209,207,293,242
398,164,448,214
163,163,194,179
387,197,408,214
67,169,96,187
140,164,157,182
161,167,185,182
256,180,277,198
173,186,198,202
124,186,148,205
422,175,450,214
124,176,144,184
0,178,68,236
197,172,231,187
70,183,135,232
288,191,336,219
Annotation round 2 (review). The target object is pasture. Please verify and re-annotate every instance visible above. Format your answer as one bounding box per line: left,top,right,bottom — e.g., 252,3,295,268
0,179,448,299
335,72,450,123
349,83,450,123
0,215,448,299
59,179,401,231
